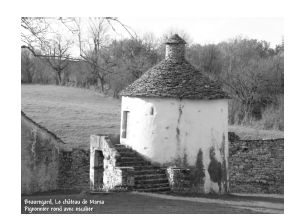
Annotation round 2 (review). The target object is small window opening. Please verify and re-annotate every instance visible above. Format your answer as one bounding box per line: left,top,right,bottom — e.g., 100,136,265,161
122,111,129,138
150,107,154,115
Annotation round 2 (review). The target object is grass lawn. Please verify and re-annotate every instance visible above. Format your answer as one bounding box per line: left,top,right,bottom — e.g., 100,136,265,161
229,125,283,140
22,192,278,214
21,84,121,147
21,84,283,148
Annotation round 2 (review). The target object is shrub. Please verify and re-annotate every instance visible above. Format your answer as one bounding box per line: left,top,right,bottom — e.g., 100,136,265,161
256,96,284,130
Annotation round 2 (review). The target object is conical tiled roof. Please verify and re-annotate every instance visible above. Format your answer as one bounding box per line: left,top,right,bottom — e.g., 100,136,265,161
120,35,229,100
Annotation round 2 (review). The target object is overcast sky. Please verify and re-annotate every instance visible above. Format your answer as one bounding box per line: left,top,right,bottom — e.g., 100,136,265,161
118,17,284,47
27,17,283,57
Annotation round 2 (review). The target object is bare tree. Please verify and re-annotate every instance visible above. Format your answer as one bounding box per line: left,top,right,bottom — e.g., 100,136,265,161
21,17,136,89
104,38,160,98
21,17,52,57
21,49,35,83
74,17,114,92
21,17,135,58
45,35,72,85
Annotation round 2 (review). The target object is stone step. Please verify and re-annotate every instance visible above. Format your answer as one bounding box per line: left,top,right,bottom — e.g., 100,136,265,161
114,145,141,154
134,182,170,189
134,186,171,192
117,157,146,163
134,166,167,171
117,151,138,157
135,173,168,181
114,144,130,149
117,161,151,167
134,170,167,176
114,146,133,150
116,149,136,155
112,144,171,193
135,178,169,185
133,166,163,171
115,148,137,155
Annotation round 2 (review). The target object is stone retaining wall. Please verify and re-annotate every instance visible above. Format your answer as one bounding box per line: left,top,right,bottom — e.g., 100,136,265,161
166,167,204,193
21,112,72,195
90,135,135,191
58,148,90,191
229,139,284,194
58,138,284,194
58,135,136,192
22,111,90,194
22,111,283,194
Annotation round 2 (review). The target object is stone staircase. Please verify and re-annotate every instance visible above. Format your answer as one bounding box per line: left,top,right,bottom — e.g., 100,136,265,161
114,144,171,192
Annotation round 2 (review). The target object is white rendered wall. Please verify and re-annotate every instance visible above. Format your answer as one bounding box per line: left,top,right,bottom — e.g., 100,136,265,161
120,96,229,193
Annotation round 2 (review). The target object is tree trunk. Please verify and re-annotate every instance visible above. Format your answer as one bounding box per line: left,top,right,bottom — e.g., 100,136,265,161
100,78,105,93
57,71,62,85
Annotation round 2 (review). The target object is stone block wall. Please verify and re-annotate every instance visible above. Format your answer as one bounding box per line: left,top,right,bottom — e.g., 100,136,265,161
21,112,71,195
165,44,185,62
166,138,283,194
167,167,195,193
166,157,206,194
71,148,90,190
90,135,135,191
103,167,135,191
229,139,284,194
56,138,284,194
58,148,90,191
22,111,283,195
22,111,90,194
57,151,72,189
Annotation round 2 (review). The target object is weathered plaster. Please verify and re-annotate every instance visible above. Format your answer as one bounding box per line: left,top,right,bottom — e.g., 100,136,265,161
120,96,229,193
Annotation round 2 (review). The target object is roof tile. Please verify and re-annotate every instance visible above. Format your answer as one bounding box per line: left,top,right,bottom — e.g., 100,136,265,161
120,58,230,100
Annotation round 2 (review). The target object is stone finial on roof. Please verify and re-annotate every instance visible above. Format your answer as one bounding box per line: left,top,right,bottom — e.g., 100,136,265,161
165,34,187,44
165,34,186,62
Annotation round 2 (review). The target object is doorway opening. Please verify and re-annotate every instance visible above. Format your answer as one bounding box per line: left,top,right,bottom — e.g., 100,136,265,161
94,150,104,188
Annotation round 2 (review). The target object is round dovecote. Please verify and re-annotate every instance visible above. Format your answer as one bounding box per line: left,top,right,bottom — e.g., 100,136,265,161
119,34,230,194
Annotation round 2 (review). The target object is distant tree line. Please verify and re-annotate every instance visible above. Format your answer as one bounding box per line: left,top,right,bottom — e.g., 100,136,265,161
186,38,284,130
21,18,283,130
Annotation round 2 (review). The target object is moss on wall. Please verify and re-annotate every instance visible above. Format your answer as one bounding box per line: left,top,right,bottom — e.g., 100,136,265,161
208,147,222,186
167,148,205,193
58,148,90,191
190,149,205,187
220,133,228,192
21,113,61,195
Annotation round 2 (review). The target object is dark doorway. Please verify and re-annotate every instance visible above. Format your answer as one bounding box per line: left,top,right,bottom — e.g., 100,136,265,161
94,150,104,188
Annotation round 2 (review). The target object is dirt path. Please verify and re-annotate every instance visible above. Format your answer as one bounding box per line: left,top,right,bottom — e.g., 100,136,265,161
21,192,283,214
133,192,284,214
